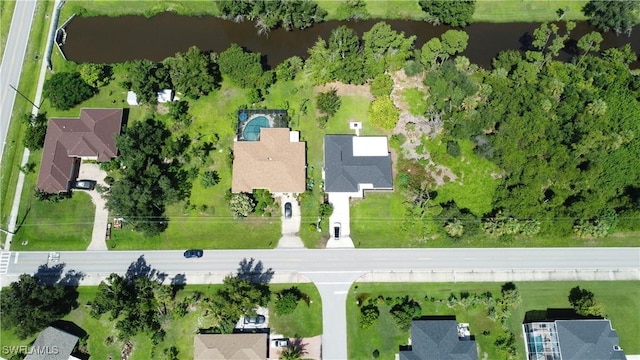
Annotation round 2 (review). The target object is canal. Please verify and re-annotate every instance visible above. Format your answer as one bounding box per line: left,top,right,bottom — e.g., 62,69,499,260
61,13,639,69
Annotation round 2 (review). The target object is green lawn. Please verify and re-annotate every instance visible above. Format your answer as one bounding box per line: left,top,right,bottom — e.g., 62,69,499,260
1,283,322,360
318,0,589,22
1,0,54,248
474,0,588,22
347,281,640,359
59,0,220,20
268,283,323,337
0,0,16,60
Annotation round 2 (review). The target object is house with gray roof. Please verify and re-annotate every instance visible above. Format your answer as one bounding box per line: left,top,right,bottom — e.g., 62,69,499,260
193,333,268,360
25,326,80,360
523,319,626,360
399,319,478,360
323,135,393,246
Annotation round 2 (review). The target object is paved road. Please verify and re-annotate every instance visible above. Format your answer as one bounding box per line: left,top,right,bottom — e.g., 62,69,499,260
2,247,638,360
0,0,36,162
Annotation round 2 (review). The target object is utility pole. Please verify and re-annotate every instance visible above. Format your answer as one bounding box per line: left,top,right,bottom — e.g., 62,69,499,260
9,84,39,109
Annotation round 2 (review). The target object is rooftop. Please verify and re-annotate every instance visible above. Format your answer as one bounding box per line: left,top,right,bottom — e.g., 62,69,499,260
25,326,79,360
194,333,267,360
324,135,392,193
37,108,123,193
232,127,306,193
399,319,478,360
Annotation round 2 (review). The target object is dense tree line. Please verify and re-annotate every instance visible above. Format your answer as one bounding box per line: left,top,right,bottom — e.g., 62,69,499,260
217,0,327,33
419,0,476,27
582,0,640,36
417,24,640,237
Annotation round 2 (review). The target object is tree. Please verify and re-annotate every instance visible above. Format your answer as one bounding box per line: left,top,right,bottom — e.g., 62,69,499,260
78,63,112,88
218,0,326,32
362,22,416,78
583,0,639,35
201,170,220,188
368,97,400,130
164,46,220,99
208,274,271,333
275,56,304,81
316,89,341,117
218,44,265,89
419,0,476,27
22,112,48,150
280,343,306,360
106,118,190,236
43,72,94,110
389,296,421,331
370,73,394,98
1,274,78,339
229,192,255,217
569,286,605,316
576,31,603,65
441,30,469,57
421,30,469,68
252,189,275,215
327,26,365,84
127,59,171,104
336,0,369,21
168,100,190,124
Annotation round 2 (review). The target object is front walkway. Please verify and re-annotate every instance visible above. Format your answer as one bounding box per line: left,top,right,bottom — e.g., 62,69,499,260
277,193,304,248
77,163,109,251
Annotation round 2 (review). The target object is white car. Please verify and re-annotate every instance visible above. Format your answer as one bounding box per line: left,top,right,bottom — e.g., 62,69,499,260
272,338,289,347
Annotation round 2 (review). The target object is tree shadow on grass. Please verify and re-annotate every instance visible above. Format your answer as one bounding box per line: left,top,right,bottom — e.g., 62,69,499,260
237,257,274,284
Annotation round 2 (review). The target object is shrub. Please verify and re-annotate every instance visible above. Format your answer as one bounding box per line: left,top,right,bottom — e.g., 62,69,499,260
370,73,393,98
390,296,421,331
43,72,94,110
274,287,302,315
229,192,255,217
201,170,221,188
369,97,400,130
104,176,115,186
359,304,380,329
317,115,329,129
316,89,341,117
446,140,461,157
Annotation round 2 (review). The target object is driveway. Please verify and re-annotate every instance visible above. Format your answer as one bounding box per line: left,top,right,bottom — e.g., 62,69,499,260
277,194,304,248
76,163,109,251
326,193,354,248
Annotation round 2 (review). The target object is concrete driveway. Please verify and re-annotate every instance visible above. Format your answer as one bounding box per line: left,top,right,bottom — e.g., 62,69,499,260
277,194,304,248
76,163,109,251
327,193,354,248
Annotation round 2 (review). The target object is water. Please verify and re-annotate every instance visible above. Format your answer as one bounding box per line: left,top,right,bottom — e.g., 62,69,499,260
61,13,639,69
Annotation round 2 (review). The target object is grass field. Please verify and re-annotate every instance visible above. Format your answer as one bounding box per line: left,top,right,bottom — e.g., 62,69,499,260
58,0,220,20
0,0,16,60
347,281,640,359
1,282,322,360
318,0,589,22
0,0,53,248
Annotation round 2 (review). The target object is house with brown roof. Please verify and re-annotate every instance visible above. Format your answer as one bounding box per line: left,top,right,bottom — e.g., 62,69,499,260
37,108,123,193
194,333,268,360
232,127,306,194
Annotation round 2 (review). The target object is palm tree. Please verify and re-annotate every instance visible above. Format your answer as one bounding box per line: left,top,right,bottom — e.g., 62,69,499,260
279,343,305,360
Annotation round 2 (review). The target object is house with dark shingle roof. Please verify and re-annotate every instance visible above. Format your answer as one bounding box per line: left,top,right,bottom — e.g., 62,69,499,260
193,333,268,360
523,319,626,360
25,326,80,360
323,135,392,194
37,108,123,193
399,319,478,360
323,135,393,243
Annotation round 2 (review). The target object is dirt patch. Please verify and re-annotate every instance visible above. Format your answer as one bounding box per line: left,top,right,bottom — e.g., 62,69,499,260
390,69,427,113
155,103,169,115
315,81,374,100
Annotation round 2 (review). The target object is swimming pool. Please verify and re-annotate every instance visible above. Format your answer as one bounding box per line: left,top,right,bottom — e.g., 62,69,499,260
242,115,270,141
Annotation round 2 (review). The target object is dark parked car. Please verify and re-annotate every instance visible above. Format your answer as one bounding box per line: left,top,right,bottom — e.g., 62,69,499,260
244,315,266,324
334,222,341,239
183,249,203,258
73,180,96,190
284,202,292,219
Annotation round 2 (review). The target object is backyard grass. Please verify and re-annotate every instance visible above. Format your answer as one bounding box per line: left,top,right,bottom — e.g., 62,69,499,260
1,282,322,360
0,0,53,248
0,0,16,59
347,281,640,360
